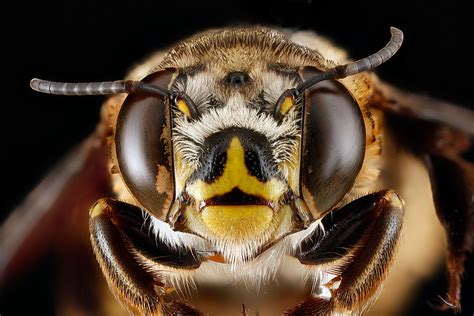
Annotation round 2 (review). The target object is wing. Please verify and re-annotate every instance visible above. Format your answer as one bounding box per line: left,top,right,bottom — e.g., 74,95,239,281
0,130,114,315
371,80,474,136
0,131,111,285
370,80,474,312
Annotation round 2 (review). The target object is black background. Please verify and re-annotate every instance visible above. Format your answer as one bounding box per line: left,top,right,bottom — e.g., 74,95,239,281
1,0,473,315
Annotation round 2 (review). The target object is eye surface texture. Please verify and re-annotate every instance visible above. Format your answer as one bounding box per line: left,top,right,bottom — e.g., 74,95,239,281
300,67,366,216
115,70,175,220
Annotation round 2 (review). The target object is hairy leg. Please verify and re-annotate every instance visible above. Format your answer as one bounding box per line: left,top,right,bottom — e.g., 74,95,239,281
287,190,404,315
425,154,474,311
89,198,203,315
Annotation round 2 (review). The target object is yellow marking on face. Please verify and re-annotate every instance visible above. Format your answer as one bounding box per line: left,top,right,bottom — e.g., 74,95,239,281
176,98,192,117
279,95,294,115
186,137,286,201
201,205,273,239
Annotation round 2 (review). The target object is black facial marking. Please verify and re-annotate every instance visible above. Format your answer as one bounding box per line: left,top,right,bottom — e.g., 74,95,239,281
203,150,227,183
201,187,273,210
239,131,277,182
189,128,279,184
244,149,266,181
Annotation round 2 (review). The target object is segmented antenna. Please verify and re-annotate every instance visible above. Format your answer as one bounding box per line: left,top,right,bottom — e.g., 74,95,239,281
30,27,403,99
30,78,171,98
297,27,404,92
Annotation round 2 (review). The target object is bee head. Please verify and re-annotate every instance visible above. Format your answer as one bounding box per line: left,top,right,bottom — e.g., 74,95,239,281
30,27,402,262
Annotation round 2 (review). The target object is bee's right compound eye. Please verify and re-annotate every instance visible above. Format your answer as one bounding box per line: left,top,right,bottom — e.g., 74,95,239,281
299,67,366,217
115,70,176,220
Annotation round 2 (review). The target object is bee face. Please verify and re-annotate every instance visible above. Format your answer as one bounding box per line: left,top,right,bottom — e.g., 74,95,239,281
166,37,306,260
112,28,372,262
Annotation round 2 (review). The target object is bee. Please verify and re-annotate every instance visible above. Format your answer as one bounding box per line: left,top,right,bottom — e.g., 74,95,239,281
1,26,473,315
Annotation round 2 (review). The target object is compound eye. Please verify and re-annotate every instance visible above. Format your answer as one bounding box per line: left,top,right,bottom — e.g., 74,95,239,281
115,70,175,220
300,67,365,217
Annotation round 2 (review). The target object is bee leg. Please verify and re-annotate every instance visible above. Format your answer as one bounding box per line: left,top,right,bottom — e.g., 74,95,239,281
89,198,203,315
287,190,404,315
425,154,474,312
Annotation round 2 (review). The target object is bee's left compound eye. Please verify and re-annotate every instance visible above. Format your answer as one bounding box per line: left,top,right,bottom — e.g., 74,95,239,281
115,70,176,220
299,67,366,217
